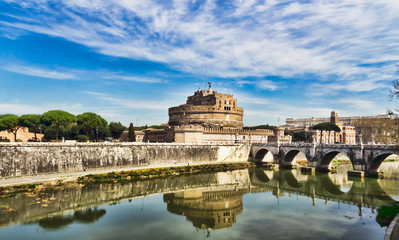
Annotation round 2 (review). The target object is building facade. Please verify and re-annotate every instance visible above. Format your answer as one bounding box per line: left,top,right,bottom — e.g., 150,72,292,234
286,112,392,128
0,127,44,142
288,111,357,144
143,85,290,144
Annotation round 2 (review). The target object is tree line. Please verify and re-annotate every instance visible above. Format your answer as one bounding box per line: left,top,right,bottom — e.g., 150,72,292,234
0,110,136,142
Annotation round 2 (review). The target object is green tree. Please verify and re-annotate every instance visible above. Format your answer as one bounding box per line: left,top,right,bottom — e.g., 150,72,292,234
42,110,76,141
128,123,135,142
313,122,341,143
284,129,294,136
19,114,42,141
44,125,65,141
0,114,21,142
97,125,111,140
109,122,126,139
64,124,82,140
76,112,107,141
293,131,309,142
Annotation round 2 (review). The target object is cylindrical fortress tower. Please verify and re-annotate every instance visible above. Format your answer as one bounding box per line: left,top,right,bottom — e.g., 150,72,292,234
168,87,244,129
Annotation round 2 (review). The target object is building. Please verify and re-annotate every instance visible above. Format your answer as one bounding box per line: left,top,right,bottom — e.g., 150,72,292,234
118,130,144,142
286,111,399,144
287,111,357,144
143,84,291,144
0,127,44,142
286,112,393,128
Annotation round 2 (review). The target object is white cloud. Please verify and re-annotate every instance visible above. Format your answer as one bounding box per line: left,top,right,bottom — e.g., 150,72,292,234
0,103,45,115
1,0,398,88
102,74,168,83
85,91,176,110
2,65,76,80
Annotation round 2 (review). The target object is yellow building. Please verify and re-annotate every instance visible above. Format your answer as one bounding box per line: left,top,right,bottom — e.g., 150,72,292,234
308,111,356,144
0,127,44,142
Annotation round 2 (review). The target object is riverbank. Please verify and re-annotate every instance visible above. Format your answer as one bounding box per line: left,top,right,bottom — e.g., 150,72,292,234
0,162,254,197
385,213,399,240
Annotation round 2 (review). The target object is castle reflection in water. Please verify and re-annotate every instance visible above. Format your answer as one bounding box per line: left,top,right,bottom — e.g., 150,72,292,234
1,165,399,235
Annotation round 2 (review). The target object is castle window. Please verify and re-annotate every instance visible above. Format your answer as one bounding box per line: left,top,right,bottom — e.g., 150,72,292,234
224,106,231,111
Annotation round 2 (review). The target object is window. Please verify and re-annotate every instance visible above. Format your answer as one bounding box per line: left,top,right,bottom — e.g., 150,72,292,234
224,106,231,110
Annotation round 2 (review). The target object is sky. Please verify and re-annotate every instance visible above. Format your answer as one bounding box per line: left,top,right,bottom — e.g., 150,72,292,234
0,0,399,127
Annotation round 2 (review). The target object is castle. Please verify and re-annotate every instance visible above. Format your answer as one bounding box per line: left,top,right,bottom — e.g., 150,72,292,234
143,84,291,144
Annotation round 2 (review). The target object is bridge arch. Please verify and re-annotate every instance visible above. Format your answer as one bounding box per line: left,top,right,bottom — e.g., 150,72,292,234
281,149,308,167
318,150,353,172
282,170,303,188
253,148,274,163
367,152,396,176
318,174,350,195
249,168,272,183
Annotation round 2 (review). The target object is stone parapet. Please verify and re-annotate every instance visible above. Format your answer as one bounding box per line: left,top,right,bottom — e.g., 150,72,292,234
0,143,249,178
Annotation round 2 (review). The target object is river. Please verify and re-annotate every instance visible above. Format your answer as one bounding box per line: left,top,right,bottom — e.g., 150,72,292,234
1,163,399,240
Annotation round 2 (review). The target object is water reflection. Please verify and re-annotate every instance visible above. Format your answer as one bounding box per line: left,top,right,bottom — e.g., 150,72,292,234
0,166,398,239
38,208,106,230
379,161,399,180
164,189,244,231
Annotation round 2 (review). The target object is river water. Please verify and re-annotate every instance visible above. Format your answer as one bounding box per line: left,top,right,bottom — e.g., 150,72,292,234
1,163,399,240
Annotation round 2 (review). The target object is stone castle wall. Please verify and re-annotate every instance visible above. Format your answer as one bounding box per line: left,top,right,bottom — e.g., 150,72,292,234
0,143,250,178
169,106,244,128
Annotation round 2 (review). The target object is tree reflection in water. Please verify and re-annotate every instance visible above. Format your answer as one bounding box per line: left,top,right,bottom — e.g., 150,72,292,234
38,208,106,230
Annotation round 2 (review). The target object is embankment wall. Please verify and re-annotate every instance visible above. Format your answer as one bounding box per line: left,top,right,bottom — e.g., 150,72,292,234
0,143,250,178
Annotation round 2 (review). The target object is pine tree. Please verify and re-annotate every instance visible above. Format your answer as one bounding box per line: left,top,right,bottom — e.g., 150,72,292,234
128,123,136,142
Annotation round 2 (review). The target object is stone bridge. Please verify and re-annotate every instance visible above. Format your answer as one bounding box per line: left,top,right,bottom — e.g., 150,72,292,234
250,143,399,177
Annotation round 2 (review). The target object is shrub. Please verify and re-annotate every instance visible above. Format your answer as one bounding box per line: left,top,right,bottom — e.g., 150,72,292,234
76,135,89,142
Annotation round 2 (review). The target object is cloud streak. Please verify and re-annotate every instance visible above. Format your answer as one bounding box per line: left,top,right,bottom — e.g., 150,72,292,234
102,74,168,84
2,65,76,80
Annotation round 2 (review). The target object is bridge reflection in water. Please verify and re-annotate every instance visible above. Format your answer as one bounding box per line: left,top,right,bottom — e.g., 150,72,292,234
0,168,398,238
161,168,399,235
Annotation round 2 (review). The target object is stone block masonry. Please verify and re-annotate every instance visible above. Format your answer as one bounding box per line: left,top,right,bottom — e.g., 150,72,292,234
0,143,250,178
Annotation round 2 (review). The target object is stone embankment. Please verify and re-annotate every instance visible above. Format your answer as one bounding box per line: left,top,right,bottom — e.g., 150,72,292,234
0,143,250,179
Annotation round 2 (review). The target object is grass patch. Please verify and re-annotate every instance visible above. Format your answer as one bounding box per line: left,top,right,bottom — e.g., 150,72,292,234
77,162,255,184
377,205,399,227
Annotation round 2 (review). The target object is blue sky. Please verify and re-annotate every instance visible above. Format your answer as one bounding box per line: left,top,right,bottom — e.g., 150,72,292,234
0,0,398,126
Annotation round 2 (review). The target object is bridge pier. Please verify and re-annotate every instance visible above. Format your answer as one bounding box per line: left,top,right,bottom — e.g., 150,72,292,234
348,170,365,178
300,167,315,173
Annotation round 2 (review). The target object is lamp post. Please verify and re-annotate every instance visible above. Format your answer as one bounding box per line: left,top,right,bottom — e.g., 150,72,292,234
95,127,99,142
